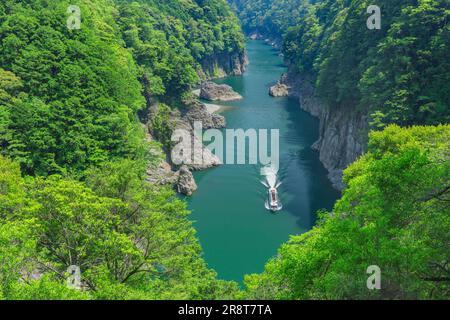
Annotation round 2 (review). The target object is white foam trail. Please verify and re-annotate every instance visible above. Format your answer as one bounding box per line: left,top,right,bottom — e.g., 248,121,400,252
267,174,277,188
261,165,278,176
261,166,279,188
261,180,270,188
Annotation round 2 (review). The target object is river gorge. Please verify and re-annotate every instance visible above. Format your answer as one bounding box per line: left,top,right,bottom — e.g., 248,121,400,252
187,41,341,283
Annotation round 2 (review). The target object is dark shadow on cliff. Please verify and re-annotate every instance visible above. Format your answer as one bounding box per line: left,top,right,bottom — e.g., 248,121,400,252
278,97,341,229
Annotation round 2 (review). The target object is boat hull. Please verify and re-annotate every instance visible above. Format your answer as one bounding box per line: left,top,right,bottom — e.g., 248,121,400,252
266,188,283,212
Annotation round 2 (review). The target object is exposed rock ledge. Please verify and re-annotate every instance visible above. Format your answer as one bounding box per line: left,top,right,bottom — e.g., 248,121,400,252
200,81,243,102
280,72,368,190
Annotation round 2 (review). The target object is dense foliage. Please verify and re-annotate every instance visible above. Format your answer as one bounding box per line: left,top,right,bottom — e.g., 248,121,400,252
245,125,450,299
0,156,238,299
0,0,146,176
0,0,243,299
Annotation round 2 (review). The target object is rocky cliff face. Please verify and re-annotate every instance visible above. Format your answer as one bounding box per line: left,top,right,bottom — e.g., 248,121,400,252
200,51,248,79
281,72,368,190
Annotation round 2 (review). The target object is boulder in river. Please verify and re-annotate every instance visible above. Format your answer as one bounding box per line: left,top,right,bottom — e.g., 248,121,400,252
200,81,242,102
269,83,289,97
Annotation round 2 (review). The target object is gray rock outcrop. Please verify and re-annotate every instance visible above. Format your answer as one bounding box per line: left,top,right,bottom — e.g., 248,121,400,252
146,156,177,186
211,113,226,128
181,100,226,129
269,82,289,97
145,100,225,196
200,81,242,102
175,166,198,196
171,119,221,171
